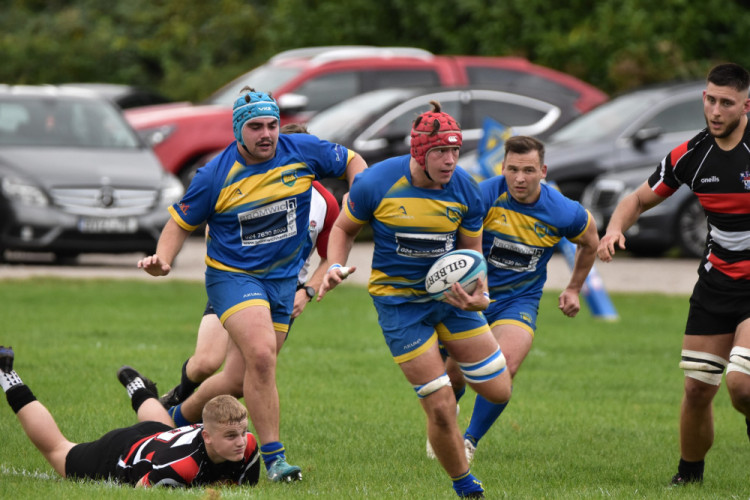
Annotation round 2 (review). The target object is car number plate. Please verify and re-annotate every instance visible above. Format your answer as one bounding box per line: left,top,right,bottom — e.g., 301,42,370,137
78,217,138,233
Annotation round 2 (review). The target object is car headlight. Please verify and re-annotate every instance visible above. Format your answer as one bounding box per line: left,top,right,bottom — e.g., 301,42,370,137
1,177,48,207
158,175,185,207
138,124,176,147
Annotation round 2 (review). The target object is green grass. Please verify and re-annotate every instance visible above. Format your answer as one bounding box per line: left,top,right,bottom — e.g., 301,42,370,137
0,278,748,499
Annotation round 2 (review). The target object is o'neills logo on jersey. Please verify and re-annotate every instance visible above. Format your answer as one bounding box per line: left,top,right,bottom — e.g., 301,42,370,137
425,258,467,289
700,176,720,184
741,171,750,190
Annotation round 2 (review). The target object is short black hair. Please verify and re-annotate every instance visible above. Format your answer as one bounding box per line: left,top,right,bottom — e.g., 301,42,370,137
707,63,750,94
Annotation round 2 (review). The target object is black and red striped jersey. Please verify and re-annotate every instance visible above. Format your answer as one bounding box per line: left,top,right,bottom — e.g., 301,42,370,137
115,424,260,487
648,124,750,283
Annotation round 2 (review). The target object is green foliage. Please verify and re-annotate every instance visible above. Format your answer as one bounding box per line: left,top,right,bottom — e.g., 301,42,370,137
0,278,748,498
3,0,750,99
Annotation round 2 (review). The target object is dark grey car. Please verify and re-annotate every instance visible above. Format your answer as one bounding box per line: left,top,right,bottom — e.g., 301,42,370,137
544,80,708,201
0,85,183,261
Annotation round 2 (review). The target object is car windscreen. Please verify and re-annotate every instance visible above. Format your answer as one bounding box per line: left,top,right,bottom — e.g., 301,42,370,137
207,65,302,106
306,88,415,141
547,91,655,145
0,97,141,148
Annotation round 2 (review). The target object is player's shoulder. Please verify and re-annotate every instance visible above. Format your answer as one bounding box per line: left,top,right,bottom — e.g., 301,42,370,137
360,155,409,181
479,174,506,192
541,182,584,209
669,128,711,165
452,165,479,185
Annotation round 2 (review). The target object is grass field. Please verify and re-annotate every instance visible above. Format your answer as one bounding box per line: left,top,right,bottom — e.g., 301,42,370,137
0,277,748,499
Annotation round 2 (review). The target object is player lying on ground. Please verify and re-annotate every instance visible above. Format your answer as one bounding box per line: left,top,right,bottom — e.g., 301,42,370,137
0,346,260,487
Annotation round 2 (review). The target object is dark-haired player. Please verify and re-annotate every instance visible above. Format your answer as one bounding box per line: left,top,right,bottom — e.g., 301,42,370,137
598,62,750,485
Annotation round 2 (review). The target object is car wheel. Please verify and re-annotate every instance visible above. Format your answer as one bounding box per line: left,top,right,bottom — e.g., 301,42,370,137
676,195,707,259
54,252,80,265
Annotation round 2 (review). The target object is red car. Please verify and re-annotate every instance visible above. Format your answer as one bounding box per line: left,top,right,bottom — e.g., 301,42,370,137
125,46,607,185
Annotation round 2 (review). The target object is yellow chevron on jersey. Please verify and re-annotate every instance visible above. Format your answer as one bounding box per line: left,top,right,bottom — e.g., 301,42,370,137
214,161,313,213
484,205,562,248
374,196,468,232
368,269,430,299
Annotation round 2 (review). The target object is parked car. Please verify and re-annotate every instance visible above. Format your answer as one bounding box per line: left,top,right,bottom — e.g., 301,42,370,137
124,45,607,185
59,83,172,109
543,80,708,201
308,86,578,161
580,165,706,258
0,85,184,262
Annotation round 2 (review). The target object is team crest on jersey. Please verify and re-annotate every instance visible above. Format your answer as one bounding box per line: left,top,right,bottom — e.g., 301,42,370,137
741,170,750,190
445,207,462,223
281,170,298,187
534,222,551,238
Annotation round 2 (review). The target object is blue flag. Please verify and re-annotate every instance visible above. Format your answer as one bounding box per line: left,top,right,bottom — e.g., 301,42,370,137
476,117,513,180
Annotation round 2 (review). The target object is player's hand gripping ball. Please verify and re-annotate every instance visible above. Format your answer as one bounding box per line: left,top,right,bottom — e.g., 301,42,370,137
425,249,487,301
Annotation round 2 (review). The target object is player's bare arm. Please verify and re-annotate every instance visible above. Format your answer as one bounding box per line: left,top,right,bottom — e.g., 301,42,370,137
560,215,599,317
292,258,329,318
598,182,665,262
345,153,367,187
318,214,362,299
137,218,192,276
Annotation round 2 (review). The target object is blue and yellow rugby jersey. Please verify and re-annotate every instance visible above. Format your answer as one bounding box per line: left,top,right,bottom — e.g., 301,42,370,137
480,176,591,299
169,133,352,278
345,155,484,304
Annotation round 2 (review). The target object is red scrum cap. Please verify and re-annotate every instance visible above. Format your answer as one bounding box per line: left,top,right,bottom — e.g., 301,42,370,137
410,101,462,166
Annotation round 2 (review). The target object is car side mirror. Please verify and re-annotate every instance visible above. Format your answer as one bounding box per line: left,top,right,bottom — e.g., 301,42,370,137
632,127,662,149
277,93,309,114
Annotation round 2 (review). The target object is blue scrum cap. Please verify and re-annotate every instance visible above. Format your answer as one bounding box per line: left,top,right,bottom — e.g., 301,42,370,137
232,90,280,144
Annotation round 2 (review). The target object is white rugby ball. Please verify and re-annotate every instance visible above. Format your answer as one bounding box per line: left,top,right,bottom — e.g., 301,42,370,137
425,249,487,301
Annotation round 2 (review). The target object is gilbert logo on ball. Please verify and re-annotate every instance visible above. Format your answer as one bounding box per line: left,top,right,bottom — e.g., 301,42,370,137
425,249,487,301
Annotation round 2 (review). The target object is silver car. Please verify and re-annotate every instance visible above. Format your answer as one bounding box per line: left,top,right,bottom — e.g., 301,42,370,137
0,85,183,262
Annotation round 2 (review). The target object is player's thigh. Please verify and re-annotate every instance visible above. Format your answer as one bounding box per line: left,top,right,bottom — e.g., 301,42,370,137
222,340,247,386
682,332,734,358
223,306,277,359
194,313,229,368
736,316,750,347
493,324,534,377
399,342,448,386
442,330,500,365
